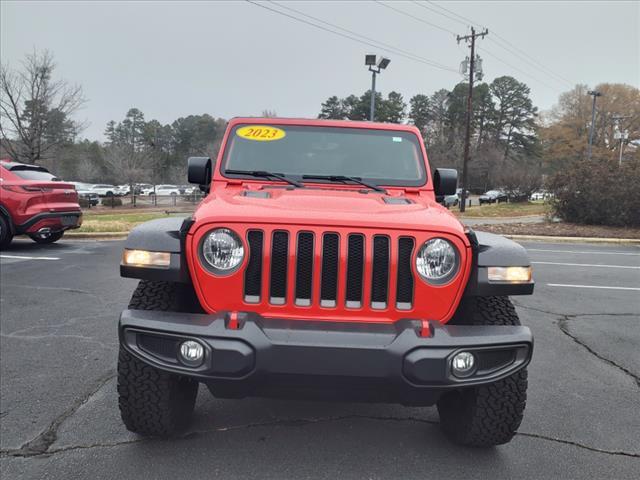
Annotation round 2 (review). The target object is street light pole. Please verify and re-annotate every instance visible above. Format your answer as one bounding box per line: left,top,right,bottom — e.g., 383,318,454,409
370,69,377,122
364,55,390,122
587,90,602,160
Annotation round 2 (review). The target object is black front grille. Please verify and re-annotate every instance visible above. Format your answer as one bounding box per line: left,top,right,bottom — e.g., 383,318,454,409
396,237,415,309
270,231,289,303
295,232,314,305
241,228,416,311
345,234,364,307
371,236,390,308
320,233,339,306
244,230,264,302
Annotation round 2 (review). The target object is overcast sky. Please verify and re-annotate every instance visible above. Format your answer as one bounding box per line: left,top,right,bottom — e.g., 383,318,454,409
2,1,638,140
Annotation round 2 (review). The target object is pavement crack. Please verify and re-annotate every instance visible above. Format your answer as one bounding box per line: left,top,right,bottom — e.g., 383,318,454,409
517,431,640,458
512,301,638,318
557,315,640,388
4,414,639,459
0,370,116,458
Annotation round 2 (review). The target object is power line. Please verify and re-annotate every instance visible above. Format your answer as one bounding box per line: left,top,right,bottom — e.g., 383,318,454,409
477,46,560,91
414,0,474,27
374,1,457,36
423,0,574,87
424,0,480,27
489,34,574,86
268,1,458,72
381,0,564,91
245,1,459,74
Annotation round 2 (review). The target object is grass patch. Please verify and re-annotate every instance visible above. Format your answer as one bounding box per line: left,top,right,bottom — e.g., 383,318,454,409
454,202,550,218
78,212,188,232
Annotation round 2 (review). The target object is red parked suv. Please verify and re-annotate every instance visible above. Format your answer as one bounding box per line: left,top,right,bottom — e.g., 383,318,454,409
0,160,82,248
118,118,534,447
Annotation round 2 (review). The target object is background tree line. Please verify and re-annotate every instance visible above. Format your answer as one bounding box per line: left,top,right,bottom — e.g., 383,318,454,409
318,79,639,197
2,49,638,205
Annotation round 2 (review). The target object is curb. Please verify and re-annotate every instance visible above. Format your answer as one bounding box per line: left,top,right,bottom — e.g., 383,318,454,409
65,232,129,240
503,234,640,245
458,214,545,221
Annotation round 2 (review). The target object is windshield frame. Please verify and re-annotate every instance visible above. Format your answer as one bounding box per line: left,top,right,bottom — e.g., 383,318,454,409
219,122,429,188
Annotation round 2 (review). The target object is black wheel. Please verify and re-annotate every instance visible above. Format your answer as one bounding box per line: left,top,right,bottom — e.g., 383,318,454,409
438,296,528,447
29,231,64,244
0,215,13,249
118,281,202,436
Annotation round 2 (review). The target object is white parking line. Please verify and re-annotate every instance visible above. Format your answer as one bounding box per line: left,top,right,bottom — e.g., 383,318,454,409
532,261,640,269
527,248,640,256
548,283,640,291
0,254,61,261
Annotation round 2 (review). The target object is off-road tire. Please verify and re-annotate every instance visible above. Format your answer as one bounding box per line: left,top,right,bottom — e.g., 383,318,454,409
118,281,200,436
438,296,528,447
29,231,64,244
0,215,13,249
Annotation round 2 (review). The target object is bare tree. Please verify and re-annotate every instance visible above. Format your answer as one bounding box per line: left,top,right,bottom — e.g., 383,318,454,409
0,50,86,164
103,143,151,187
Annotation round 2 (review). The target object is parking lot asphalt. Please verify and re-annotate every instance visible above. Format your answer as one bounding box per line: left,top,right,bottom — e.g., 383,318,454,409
1,238,639,479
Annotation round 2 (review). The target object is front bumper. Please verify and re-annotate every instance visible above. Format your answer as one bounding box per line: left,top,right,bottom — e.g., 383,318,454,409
119,310,533,405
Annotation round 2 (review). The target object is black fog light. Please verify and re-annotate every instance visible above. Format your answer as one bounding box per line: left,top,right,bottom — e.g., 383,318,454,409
179,340,205,367
451,351,476,378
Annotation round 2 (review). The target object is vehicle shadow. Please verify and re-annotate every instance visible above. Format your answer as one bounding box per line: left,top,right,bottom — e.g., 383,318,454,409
3,236,79,253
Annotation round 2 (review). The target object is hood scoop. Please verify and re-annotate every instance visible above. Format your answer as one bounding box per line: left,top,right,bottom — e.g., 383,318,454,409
241,190,271,199
382,196,413,205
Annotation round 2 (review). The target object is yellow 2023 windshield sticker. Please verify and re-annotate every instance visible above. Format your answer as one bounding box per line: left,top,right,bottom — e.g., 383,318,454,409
236,125,286,142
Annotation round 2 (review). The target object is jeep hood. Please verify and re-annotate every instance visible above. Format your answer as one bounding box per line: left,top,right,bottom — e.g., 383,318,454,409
192,187,466,237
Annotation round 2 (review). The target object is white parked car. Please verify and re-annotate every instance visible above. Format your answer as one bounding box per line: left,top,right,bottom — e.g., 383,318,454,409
90,184,116,196
137,184,154,195
152,184,180,196
115,184,131,196
530,191,551,201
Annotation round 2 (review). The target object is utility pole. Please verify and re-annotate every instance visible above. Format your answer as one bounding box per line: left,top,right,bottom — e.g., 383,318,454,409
587,90,602,160
457,27,488,212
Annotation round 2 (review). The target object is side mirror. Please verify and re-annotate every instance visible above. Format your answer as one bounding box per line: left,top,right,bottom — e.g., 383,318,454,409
187,157,212,189
434,168,458,197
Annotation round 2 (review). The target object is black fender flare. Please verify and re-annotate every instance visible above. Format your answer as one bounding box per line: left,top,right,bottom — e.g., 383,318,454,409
464,230,534,296
120,217,194,283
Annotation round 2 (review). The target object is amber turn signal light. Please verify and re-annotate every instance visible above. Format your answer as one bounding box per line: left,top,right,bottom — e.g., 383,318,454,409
487,266,532,283
122,249,170,268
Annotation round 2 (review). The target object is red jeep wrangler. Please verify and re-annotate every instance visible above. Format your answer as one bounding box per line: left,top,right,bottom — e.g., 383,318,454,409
0,160,82,248
118,118,534,447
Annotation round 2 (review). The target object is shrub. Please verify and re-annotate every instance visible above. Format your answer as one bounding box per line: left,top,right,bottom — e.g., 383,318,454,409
547,158,640,227
78,197,91,208
102,196,123,207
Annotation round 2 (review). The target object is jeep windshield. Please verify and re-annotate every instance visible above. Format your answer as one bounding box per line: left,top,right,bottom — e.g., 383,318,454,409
221,124,427,187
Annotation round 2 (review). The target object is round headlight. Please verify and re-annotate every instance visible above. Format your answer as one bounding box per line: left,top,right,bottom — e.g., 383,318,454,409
416,238,459,284
200,228,244,274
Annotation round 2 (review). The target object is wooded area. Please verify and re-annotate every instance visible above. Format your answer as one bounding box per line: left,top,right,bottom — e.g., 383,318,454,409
318,79,639,195
1,50,638,196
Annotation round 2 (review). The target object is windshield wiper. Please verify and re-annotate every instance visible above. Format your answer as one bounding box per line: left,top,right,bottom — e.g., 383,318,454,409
225,170,305,188
302,175,386,193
